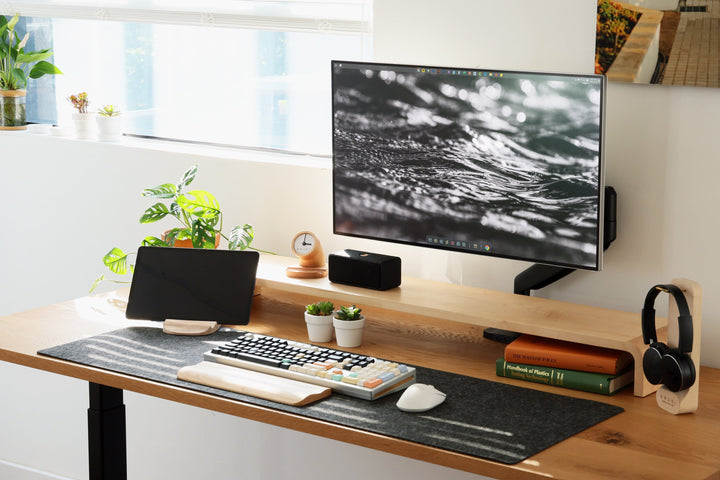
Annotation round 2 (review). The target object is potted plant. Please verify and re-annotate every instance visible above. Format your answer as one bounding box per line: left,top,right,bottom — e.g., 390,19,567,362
304,301,335,342
67,92,94,139
96,104,122,142
91,164,272,292
0,13,62,130
333,305,365,348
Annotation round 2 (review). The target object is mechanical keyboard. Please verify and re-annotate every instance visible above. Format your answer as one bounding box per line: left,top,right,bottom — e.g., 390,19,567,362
203,330,417,400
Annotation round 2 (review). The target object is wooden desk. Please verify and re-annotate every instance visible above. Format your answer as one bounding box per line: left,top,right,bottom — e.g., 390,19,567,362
1,270,719,479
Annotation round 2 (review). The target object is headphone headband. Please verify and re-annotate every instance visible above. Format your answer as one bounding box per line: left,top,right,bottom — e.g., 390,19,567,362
641,284,693,353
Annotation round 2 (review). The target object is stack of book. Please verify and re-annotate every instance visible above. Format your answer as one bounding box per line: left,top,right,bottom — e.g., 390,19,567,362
496,335,634,395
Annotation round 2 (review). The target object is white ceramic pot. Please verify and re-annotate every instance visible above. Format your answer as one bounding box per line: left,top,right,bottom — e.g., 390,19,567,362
72,112,95,140
333,315,365,348
96,115,123,142
305,312,334,343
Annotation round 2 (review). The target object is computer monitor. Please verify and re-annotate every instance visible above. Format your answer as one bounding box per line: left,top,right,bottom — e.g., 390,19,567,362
332,60,605,271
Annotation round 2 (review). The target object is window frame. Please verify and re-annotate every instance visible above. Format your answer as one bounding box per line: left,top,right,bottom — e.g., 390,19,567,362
1,1,371,34
4,1,372,158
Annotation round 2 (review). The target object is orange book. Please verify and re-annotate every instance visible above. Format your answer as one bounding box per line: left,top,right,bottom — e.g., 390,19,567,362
504,335,633,375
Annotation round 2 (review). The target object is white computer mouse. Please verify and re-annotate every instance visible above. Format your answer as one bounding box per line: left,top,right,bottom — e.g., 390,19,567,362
396,383,447,412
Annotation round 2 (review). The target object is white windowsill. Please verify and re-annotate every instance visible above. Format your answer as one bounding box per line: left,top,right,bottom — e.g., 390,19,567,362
3,129,331,170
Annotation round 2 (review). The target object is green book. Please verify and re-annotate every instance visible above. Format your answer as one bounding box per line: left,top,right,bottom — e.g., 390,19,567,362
495,358,633,395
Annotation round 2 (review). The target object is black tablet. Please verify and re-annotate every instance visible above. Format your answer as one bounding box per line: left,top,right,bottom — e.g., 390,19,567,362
126,246,259,325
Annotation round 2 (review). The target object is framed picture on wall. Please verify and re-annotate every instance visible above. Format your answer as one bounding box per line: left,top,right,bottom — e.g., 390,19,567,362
596,0,717,87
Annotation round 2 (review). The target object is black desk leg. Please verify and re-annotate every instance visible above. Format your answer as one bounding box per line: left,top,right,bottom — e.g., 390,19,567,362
88,383,127,480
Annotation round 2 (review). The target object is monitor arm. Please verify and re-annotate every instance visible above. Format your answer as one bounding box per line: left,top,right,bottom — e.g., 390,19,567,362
514,264,576,296
484,187,617,344
514,186,617,296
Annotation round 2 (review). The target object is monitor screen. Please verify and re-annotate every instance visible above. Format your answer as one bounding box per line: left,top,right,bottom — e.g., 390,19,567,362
332,61,605,270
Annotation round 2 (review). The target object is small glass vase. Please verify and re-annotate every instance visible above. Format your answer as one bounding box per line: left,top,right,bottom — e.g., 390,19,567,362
0,90,27,130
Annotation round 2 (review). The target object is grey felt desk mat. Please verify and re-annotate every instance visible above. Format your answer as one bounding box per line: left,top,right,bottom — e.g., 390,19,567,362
38,326,623,465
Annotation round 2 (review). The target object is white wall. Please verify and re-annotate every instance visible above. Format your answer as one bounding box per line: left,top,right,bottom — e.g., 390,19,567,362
374,0,596,72
374,0,720,356
2,1,720,479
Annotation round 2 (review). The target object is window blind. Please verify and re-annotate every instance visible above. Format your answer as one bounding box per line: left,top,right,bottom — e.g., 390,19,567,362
0,0,371,34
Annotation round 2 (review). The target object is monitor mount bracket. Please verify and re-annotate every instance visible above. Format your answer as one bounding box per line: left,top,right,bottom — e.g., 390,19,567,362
484,186,616,344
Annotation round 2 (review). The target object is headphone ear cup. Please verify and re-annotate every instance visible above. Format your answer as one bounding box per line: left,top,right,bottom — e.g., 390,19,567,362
660,351,696,392
643,342,669,385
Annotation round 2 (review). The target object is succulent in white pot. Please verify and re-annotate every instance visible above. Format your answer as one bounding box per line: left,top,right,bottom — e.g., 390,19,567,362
333,305,365,348
304,301,335,342
67,92,94,139
96,104,122,142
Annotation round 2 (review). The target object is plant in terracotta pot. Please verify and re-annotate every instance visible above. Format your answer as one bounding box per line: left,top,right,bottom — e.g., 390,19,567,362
304,301,335,342
96,104,122,142
0,13,62,130
67,91,94,139
91,164,272,291
333,305,365,348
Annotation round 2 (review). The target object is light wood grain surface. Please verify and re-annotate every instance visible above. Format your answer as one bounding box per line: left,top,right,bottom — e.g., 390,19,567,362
257,255,664,396
1,257,718,480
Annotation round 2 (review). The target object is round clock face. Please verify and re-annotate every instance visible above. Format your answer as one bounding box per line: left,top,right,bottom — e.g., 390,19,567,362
292,232,317,257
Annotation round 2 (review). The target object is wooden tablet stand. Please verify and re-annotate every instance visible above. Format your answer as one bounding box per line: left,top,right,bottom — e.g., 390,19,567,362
163,319,220,336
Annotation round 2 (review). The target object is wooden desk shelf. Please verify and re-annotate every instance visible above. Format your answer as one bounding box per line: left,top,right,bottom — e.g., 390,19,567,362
257,255,665,397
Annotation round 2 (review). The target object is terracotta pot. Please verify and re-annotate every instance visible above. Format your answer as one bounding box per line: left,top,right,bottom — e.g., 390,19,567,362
0,90,27,130
163,230,221,248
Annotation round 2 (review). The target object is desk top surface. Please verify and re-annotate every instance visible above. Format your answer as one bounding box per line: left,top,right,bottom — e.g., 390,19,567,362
1,288,719,480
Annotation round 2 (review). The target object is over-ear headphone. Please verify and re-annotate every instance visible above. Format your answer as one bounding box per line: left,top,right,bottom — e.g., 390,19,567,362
641,284,696,392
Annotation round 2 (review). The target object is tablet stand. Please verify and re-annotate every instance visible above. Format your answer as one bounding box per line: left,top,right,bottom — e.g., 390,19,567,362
163,319,220,336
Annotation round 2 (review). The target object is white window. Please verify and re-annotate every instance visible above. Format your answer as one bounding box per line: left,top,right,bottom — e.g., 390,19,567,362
9,1,372,156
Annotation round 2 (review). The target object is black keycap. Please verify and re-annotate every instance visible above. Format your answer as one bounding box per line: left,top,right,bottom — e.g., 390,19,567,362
234,352,282,367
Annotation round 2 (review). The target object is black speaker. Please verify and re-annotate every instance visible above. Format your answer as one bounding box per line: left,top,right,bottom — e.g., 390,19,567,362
328,250,401,290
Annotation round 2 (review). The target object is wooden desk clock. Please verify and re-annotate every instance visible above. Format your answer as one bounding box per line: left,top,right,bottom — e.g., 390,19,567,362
286,231,328,279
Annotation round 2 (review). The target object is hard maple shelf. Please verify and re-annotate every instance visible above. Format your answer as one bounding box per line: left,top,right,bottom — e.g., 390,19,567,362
257,255,665,397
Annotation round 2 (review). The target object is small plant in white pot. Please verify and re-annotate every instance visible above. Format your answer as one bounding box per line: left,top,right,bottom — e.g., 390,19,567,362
67,91,94,139
333,305,365,348
304,301,334,343
96,104,122,141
